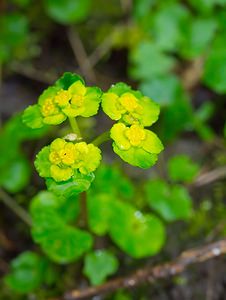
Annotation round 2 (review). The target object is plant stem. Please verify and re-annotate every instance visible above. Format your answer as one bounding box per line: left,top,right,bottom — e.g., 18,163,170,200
69,117,82,139
0,188,32,226
78,191,87,229
92,131,110,146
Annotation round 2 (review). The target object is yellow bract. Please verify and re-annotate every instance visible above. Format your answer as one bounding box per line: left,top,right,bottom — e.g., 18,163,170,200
49,151,61,165
49,139,76,166
54,89,71,107
41,98,59,117
50,165,73,182
71,94,84,107
119,93,141,112
125,125,146,147
59,143,76,165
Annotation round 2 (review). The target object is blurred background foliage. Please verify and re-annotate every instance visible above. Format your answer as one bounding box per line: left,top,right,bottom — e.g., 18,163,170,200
0,0,226,299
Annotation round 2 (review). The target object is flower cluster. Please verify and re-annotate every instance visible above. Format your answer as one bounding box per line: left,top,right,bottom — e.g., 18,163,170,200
35,138,101,182
102,83,159,126
23,73,163,180
23,74,102,129
102,83,164,168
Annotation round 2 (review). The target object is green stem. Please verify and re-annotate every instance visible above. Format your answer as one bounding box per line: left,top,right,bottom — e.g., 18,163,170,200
0,188,32,226
92,131,110,146
69,117,82,139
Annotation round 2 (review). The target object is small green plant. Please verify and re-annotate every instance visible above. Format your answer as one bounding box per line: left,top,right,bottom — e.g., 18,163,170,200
4,72,199,295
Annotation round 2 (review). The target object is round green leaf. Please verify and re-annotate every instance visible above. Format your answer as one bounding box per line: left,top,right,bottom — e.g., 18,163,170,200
22,105,44,129
83,250,119,285
90,164,134,199
113,143,158,169
140,75,186,107
55,72,84,89
0,155,31,193
167,155,200,183
152,3,190,51
180,18,217,59
45,0,91,25
41,226,93,264
87,193,114,236
110,202,165,258
129,42,176,81
46,171,95,198
203,33,226,93
5,251,50,293
146,179,193,222
30,191,80,223
34,146,51,178
31,208,92,263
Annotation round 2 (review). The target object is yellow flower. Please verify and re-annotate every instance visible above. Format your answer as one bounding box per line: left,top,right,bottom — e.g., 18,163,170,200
125,124,146,147
110,123,164,168
102,83,160,127
54,89,71,107
35,138,102,182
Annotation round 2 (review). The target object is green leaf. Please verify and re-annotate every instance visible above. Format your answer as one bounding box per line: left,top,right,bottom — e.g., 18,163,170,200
22,105,44,129
83,250,118,285
203,32,226,93
90,164,134,200
108,82,133,96
0,155,31,193
30,191,80,223
0,13,28,62
180,18,217,59
129,41,176,81
44,0,91,25
5,251,53,293
187,0,226,13
35,146,51,178
167,155,200,183
40,226,93,264
159,92,193,142
87,193,114,236
195,102,215,122
30,191,64,214
55,72,84,89
146,180,192,222
31,208,92,263
133,0,156,20
110,201,165,258
140,75,183,106
152,3,190,51
46,171,95,198
57,195,80,223
113,144,158,169
8,113,48,141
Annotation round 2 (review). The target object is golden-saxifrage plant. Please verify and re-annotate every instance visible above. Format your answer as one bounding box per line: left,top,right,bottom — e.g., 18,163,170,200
4,72,198,294
4,72,171,293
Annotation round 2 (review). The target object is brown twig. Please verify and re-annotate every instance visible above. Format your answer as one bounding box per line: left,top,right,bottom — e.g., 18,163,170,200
193,166,226,187
88,36,113,68
67,27,96,83
0,230,15,250
10,62,57,85
64,239,226,300
62,165,226,300
181,57,204,91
